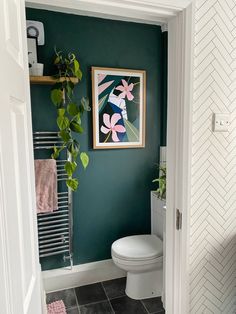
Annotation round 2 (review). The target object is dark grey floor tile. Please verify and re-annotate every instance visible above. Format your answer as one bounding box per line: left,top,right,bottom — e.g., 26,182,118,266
75,283,107,306
102,277,126,299
80,300,113,314
46,288,77,309
141,297,164,313
67,307,80,314
110,296,147,314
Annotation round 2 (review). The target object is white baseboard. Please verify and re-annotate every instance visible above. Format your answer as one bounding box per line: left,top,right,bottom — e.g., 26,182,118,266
42,259,126,292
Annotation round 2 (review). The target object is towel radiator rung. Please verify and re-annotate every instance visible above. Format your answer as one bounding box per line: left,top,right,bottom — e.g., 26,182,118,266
38,214,68,222
38,218,69,226
38,222,69,231
39,236,69,244
39,241,69,249
40,245,69,253
39,249,69,258
38,226,69,236
38,231,69,240
58,205,69,209
37,209,69,217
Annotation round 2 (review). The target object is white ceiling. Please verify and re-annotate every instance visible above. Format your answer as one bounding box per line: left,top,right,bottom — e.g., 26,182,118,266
26,0,193,26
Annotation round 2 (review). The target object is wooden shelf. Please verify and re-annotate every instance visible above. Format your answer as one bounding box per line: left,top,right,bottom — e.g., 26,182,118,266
30,76,79,85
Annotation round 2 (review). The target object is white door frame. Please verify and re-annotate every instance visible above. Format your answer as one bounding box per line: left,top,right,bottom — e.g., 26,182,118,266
166,3,194,314
24,1,194,313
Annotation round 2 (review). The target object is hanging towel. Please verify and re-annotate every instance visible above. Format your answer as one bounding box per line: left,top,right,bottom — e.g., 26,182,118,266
34,159,58,214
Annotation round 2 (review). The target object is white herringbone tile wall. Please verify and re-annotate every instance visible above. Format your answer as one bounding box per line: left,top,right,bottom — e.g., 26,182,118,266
190,0,236,313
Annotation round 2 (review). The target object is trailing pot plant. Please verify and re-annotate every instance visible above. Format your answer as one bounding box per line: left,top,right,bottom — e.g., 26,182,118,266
50,49,90,191
152,164,166,200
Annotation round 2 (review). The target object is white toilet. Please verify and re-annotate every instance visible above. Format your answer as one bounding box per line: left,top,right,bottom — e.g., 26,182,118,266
111,192,165,300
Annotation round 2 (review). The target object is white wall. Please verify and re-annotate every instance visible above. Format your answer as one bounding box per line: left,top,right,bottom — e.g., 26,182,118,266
190,0,236,313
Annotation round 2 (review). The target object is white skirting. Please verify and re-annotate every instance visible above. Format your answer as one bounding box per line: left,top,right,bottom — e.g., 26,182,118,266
42,259,126,292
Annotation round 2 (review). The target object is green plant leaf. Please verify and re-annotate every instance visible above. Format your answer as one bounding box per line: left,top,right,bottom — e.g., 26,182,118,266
66,178,79,191
74,59,80,72
57,116,70,130
70,121,83,133
81,97,91,111
66,81,74,97
54,56,60,64
64,161,77,177
98,94,108,112
59,130,71,143
75,68,82,80
123,119,139,142
51,146,60,159
75,112,81,125
80,152,89,169
51,89,63,106
67,103,79,116
67,139,80,157
57,108,65,117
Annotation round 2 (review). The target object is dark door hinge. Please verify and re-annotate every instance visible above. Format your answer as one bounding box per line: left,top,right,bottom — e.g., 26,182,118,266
176,209,182,230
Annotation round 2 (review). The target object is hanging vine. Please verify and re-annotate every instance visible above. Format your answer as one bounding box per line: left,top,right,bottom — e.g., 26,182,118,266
50,49,90,191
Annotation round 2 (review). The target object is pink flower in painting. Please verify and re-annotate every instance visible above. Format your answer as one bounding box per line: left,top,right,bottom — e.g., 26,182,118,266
116,79,134,101
101,113,126,142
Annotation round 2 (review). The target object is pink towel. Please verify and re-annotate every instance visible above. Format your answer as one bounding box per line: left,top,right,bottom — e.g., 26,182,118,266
47,300,66,314
35,159,58,213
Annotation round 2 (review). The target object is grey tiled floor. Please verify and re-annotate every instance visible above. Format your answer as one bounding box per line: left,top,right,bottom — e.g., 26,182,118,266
46,277,165,314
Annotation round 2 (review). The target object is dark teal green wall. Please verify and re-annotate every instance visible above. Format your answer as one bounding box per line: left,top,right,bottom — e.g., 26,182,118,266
26,8,167,270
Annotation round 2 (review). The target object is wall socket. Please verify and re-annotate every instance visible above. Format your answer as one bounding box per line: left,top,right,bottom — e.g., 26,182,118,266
213,113,230,132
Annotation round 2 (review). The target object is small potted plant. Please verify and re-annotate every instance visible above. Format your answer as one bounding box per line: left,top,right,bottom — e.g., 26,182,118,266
152,164,166,200
151,164,166,215
50,49,90,191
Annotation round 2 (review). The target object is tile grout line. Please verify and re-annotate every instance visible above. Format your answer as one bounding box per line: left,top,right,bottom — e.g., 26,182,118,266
76,298,109,308
140,300,150,314
73,288,81,314
101,281,115,314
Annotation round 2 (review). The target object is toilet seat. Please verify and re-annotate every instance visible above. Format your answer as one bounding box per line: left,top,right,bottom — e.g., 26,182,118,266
112,234,163,262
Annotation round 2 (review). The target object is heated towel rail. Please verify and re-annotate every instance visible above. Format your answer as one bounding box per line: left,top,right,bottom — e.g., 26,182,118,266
33,131,73,267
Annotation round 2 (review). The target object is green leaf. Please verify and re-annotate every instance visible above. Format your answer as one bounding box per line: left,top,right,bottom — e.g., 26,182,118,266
75,68,82,80
74,59,80,72
51,146,60,159
67,139,80,157
81,97,91,111
59,130,71,143
98,94,108,112
57,116,70,130
57,108,65,117
75,112,81,124
54,56,60,64
123,119,139,142
66,81,73,97
70,121,83,133
64,161,77,177
66,178,79,191
67,103,79,116
51,89,63,106
80,152,89,169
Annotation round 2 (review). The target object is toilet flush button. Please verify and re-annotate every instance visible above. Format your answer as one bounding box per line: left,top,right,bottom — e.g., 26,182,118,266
213,113,230,132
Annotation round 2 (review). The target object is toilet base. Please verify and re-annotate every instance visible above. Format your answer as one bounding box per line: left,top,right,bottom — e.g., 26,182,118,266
125,269,163,300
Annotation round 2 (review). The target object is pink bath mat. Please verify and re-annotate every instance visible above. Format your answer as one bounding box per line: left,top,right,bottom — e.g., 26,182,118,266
47,300,67,314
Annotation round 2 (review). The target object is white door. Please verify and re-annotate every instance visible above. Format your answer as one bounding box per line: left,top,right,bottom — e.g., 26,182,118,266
0,0,42,313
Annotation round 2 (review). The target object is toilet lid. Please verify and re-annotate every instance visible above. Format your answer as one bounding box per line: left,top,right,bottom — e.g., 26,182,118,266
112,235,163,261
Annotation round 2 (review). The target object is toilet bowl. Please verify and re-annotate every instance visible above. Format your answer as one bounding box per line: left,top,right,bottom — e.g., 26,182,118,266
112,234,163,300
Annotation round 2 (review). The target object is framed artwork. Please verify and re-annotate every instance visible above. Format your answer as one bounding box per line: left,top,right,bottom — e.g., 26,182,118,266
92,67,146,149
27,36,38,70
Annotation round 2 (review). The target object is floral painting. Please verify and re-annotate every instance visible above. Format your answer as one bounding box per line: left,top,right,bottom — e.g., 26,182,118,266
92,67,146,149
